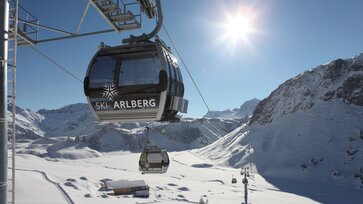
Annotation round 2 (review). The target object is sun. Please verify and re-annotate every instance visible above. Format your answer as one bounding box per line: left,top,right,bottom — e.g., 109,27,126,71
214,8,259,56
224,14,254,43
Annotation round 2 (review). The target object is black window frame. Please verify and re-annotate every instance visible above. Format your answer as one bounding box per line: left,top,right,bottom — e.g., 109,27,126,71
165,51,184,97
117,55,161,87
88,55,118,89
165,52,177,96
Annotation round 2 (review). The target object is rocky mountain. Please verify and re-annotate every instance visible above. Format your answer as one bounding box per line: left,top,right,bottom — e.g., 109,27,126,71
250,54,363,125
196,53,363,191
204,98,260,119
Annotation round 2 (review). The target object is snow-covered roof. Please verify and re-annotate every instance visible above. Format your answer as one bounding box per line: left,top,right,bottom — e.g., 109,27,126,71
105,180,147,190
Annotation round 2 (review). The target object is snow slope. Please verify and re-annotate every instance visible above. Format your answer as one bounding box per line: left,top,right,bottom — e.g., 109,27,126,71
7,104,44,140
196,53,363,203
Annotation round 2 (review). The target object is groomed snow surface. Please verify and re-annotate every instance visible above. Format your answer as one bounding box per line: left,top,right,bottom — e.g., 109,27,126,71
10,151,321,204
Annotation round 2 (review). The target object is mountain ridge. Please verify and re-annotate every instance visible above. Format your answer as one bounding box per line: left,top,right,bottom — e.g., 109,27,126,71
10,102,242,158
196,52,363,191
204,98,260,119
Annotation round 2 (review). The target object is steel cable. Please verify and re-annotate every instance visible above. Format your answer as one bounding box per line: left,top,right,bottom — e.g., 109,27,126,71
30,46,83,83
162,25,211,112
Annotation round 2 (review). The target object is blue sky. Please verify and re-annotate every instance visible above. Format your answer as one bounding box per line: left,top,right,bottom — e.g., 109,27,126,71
15,0,363,117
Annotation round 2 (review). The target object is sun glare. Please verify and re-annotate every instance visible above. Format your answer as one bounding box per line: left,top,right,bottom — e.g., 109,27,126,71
215,7,259,55
224,14,254,43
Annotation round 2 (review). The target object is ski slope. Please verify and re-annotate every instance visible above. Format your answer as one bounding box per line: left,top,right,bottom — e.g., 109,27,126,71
11,151,318,204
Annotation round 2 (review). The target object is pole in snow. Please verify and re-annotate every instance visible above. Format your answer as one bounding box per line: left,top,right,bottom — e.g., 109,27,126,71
241,167,249,204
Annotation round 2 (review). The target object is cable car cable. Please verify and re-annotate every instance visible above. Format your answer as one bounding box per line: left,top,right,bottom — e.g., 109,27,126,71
30,46,83,83
162,25,211,112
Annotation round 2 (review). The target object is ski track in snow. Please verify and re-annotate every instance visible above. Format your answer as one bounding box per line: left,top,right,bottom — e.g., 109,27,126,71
175,151,226,172
15,168,75,204
171,157,189,166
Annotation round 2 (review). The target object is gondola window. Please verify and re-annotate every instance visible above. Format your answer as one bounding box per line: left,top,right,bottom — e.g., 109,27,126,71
89,56,117,88
119,57,160,86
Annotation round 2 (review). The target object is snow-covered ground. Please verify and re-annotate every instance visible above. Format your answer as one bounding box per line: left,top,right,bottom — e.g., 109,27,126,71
10,151,321,204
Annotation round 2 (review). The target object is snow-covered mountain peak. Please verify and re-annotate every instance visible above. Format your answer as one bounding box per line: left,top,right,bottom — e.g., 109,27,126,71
37,103,90,115
352,52,363,63
250,55,363,125
12,102,243,158
204,98,260,119
238,98,260,113
197,53,363,190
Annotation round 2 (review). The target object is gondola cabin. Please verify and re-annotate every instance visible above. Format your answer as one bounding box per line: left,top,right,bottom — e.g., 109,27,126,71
84,39,188,122
231,178,237,184
139,145,169,174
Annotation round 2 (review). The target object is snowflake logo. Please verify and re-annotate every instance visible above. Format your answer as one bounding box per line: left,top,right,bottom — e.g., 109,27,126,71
101,83,118,101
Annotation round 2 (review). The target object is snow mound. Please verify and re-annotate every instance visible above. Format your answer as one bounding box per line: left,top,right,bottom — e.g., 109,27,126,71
47,142,102,159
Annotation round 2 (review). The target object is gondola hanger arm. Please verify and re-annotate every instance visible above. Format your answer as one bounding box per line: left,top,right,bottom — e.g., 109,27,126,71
122,0,163,44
